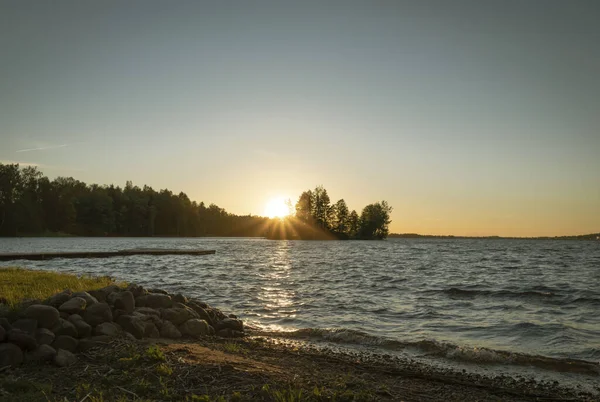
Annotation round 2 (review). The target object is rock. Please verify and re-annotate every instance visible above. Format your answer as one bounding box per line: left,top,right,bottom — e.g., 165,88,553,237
78,335,112,352
24,304,60,329
127,284,147,298
72,292,98,306
112,309,127,321
94,322,119,337
59,297,86,314
19,298,41,309
11,318,38,335
116,315,146,339
44,290,72,308
179,319,210,338
7,328,37,350
215,318,244,332
35,328,56,345
52,335,78,353
0,325,5,342
134,307,161,317
173,302,187,309
0,317,12,331
228,314,238,319
27,344,56,362
148,288,169,295
160,307,197,326
159,320,181,339
144,322,160,338
83,303,112,326
59,312,70,319
54,349,77,367
187,304,215,326
217,329,243,338
52,318,78,338
137,294,172,309
67,315,92,338
0,343,24,367
173,293,188,304
112,291,135,313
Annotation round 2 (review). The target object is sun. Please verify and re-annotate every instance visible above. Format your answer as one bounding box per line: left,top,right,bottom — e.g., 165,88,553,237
264,197,290,219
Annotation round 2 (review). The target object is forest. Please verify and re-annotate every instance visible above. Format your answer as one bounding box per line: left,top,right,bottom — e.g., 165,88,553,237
0,163,392,240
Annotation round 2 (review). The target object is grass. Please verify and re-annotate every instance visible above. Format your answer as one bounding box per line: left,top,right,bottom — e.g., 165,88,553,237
0,267,123,308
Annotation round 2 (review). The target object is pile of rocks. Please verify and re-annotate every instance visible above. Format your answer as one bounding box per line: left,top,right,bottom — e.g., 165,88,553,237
0,284,244,368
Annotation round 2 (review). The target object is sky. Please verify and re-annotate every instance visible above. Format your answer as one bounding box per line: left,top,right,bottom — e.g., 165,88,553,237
1,0,599,236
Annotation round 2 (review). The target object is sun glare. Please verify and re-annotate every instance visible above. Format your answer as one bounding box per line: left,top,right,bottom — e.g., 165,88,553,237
264,197,289,219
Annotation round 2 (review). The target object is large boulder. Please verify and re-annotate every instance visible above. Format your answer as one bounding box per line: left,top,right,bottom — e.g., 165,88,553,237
144,322,160,338
136,294,172,309
59,297,87,314
215,318,244,332
52,335,79,353
44,290,72,308
11,318,37,335
116,315,146,339
83,303,112,326
51,318,78,338
160,307,197,326
24,304,60,329
72,292,98,306
67,315,92,338
0,343,24,367
35,328,56,345
127,284,147,298
134,307,161,317
94,322,120,337
27,344,57,362
110,291,135,313
7,328,37,350
179,319,211,338
159,320,181,339
54,349,77,367
173,293,188,304
0,317,11,331
187,303,216,326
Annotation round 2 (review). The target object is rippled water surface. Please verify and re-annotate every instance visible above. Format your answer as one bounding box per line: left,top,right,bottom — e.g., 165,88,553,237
1,237,599,364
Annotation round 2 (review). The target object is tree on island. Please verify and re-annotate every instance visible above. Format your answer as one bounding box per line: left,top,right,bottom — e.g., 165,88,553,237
269,185,392,240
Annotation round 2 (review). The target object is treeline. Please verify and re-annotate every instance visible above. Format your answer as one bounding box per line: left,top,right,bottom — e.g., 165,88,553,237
0,163,270,237
267,186,392,240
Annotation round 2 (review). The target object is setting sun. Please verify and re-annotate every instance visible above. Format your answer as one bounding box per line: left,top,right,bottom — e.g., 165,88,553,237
264,197,290,219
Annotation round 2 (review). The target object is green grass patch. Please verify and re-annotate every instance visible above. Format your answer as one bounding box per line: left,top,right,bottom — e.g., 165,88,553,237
0,267,122,307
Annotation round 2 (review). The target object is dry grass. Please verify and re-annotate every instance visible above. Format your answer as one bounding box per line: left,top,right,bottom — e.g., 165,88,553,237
0,267,122,307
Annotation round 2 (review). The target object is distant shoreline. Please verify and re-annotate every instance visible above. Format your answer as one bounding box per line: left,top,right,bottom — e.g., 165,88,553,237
388,233,600,241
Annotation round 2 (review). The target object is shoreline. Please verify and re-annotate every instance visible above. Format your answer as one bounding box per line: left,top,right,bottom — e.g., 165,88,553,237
1,268,598,401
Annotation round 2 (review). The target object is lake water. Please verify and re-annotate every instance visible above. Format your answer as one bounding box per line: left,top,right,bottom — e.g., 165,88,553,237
1,237,599,378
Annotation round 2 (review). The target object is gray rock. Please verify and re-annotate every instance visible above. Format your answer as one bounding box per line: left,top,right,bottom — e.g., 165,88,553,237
52,335,79,353
94,322,119,337
83,303,112,326
52,318,78,338
72,292,98,306
54,349,77,367
144,322,160,338
112,291,135,313
161,307,197,326
216,328,243,338
68,315,92,338
179,319,210,338
134,307,161,317
159,320,182,339
44,290,72,308
19,298,41,309
35,328,56,345
0,343,24,366
216,318,244,332
27,344,57,362
59,297,86,314
78,335,112,352
148,288,169,295
141,293,172,309
127,284,147,298
24,304,60,329
11,318,38,335
173,293,188,304
187,303,215,326
0,317,11,331
116,315,146,339
7,328,37,350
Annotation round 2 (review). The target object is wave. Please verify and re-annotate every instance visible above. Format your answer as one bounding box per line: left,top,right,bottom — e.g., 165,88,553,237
253,327,600,376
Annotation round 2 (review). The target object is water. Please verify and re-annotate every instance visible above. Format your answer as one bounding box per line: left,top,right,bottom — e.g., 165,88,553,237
1,237,599,378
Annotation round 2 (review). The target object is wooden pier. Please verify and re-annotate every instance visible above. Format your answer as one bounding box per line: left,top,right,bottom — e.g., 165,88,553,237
0,249,216,261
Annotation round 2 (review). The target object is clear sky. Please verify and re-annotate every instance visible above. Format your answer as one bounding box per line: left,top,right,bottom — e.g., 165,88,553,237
1,1,599,236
